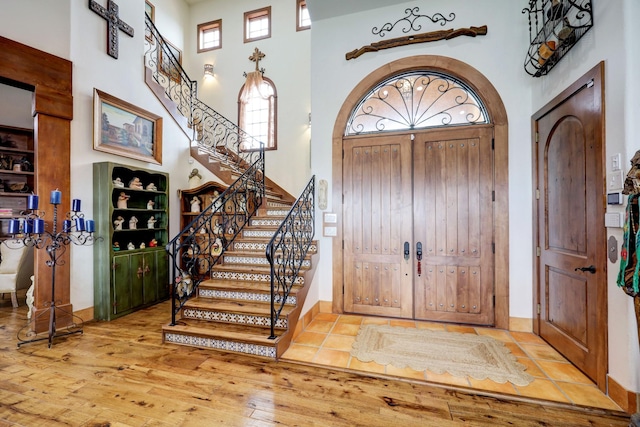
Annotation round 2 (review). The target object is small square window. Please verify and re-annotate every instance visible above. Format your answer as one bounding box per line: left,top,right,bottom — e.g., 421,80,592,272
198,19,222,53
297,0,310,31
244,7,271,43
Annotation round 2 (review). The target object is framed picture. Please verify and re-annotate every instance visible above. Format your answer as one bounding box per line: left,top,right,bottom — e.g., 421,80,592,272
93,89,163,165
145,0,155,42
158,39,182,83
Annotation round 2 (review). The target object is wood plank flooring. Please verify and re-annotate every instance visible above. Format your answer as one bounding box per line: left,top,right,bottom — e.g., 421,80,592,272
0,297,631,426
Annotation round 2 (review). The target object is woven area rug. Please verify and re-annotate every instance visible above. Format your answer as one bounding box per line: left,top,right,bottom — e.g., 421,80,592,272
350,325,534,386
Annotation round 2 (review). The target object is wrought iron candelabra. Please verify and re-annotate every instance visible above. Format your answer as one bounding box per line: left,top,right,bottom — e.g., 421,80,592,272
3,190,101,348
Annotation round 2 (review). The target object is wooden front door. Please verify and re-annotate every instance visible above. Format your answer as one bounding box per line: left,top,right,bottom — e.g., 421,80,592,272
343,134,414,318
414,126,495,324
343,126,495,324
533,63,606,389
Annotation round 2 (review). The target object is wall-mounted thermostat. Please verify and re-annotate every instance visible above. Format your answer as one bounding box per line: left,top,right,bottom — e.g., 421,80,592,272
607,192,623,205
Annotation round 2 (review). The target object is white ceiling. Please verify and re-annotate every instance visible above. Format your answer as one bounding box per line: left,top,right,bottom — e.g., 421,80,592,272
182,0,410,21
306,0,410,21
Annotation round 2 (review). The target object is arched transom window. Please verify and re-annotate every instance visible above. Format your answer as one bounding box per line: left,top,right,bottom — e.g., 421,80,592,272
345,71,488,135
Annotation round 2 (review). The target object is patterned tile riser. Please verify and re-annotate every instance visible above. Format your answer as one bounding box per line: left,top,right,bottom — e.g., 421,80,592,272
182,308,288,329
164,333,276,358
223,255,311,268
232,242,318,254
210,270,305,285
199,289,297,305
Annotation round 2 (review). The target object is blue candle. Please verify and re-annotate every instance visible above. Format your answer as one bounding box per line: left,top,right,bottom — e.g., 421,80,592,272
8,219,19,234
72,199,81,212
75,218,85,232
24,219,33,234
50,189,61,205
27,194,39,210
34,219,45,234
63,219,72,232
86,219,95,233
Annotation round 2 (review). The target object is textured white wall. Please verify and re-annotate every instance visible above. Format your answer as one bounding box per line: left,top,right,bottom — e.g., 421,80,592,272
309,0,533,316
186,0,312,195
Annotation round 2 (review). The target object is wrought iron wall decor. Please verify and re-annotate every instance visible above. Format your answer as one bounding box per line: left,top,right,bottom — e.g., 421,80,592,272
346,25,487,60
372,7,455,37
522,0,593,77
345,71,488,135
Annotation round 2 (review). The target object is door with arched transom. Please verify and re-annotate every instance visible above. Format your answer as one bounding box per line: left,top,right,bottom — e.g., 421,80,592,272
339,67,500,326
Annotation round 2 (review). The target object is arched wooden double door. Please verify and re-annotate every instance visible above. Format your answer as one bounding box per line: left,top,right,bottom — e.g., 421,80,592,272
343,126,495,325
332,56,509,328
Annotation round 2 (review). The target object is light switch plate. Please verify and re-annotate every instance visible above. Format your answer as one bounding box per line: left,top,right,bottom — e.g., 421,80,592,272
323,226,337,237
608,171,624,190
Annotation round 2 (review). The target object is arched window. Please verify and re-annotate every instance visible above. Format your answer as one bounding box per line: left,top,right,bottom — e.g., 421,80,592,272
345,71,488,135
238,75,277,151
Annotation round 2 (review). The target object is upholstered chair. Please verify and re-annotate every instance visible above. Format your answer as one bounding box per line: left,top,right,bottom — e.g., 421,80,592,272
0,243,34,307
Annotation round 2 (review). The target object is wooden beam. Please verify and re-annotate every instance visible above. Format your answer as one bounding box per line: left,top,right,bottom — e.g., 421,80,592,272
345,26,488,61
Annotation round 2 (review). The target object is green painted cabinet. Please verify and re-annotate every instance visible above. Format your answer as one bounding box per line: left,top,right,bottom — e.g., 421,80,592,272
94,162,169,320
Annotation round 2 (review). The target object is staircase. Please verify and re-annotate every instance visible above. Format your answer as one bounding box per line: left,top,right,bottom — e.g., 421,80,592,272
143,14,318,359
163,198,318,358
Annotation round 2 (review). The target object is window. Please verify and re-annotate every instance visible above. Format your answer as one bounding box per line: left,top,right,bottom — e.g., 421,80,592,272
198,19,222,53
297,0,311,31
238,76,277,150
345,71,488,135
244,7,271,43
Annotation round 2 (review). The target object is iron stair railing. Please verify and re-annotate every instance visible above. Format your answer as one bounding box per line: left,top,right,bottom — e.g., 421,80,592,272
266,176,315,339
166,154,265,325
144,13,263,173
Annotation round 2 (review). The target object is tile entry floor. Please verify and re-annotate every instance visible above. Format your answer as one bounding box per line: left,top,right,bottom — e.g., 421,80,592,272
281,313,622,411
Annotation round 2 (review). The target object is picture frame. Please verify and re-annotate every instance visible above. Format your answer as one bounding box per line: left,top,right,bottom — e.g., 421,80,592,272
158,39,182,83
93,89,163,165
145,0,155,43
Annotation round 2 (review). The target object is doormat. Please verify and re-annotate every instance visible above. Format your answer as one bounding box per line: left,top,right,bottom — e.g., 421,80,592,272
350,325,534,386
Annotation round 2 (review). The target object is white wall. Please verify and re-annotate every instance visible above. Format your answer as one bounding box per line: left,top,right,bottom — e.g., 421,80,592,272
309,0,638,393
527,0,638,396
309,0,533,314
185,0,312,195
0,0,193,310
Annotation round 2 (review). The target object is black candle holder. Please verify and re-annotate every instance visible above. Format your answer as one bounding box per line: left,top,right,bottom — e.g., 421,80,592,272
2,192,102,348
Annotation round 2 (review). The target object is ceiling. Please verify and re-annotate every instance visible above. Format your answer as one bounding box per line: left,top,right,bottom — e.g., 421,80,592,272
182,0,410,21
306,0,410,21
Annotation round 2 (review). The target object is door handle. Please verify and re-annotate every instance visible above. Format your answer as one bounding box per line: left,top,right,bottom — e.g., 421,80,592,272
416,242,423,277
574,265,596,274
404,242,410,261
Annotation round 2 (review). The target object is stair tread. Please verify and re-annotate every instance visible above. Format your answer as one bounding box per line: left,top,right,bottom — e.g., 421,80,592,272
184,298,296,316
214,264,309,273
163,320,284,343
199,279,302,292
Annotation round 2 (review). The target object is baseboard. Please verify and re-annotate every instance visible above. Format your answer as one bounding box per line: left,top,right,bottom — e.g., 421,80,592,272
509,317,533,332
74,306,94,323
608,375,640,414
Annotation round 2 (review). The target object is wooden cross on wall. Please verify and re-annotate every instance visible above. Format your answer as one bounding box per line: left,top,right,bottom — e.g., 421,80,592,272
89,0,134,59
249,48,266,72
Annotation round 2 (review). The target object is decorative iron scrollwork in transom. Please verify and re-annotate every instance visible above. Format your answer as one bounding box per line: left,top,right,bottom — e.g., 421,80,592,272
345,71,489,136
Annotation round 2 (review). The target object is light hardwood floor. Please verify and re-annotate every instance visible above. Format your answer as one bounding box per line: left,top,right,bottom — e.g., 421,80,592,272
0,296,631,426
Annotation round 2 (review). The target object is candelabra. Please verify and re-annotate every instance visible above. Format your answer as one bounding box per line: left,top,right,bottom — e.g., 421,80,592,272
3,190,101,348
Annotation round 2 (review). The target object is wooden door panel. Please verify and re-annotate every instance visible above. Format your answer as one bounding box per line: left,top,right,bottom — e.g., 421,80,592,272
414,127,494,324
535,64,605,388
344,135,413,317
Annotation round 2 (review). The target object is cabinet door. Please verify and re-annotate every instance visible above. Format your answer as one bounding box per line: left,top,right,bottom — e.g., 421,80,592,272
129,253,147,308
156,251,169,300
112,254,132,315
